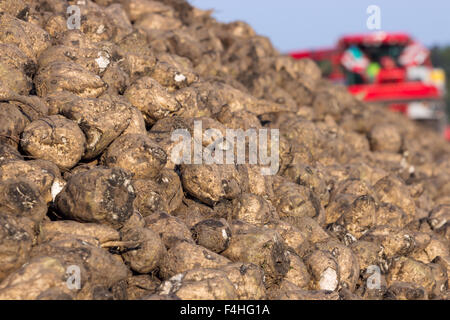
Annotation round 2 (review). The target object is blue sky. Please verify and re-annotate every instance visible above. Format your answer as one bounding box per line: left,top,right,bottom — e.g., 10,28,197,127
190,0,450,52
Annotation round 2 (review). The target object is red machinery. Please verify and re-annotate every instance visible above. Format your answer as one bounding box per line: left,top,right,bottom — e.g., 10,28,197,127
290,32,449,140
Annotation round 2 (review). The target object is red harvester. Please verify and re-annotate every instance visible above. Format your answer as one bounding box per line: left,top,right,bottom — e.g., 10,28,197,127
290,32,449,141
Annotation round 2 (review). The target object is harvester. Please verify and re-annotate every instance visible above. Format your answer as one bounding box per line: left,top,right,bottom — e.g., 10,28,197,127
290,32,449,140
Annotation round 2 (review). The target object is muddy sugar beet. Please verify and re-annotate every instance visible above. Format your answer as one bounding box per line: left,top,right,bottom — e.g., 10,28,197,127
0,0,448,300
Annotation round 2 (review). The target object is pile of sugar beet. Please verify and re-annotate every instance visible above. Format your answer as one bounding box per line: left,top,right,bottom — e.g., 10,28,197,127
0,0,449,300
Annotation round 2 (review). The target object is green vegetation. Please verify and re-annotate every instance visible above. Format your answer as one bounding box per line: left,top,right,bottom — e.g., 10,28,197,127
430,46,450,119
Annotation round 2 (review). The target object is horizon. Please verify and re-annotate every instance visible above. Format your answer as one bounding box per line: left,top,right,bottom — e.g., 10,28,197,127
191,0,450,53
